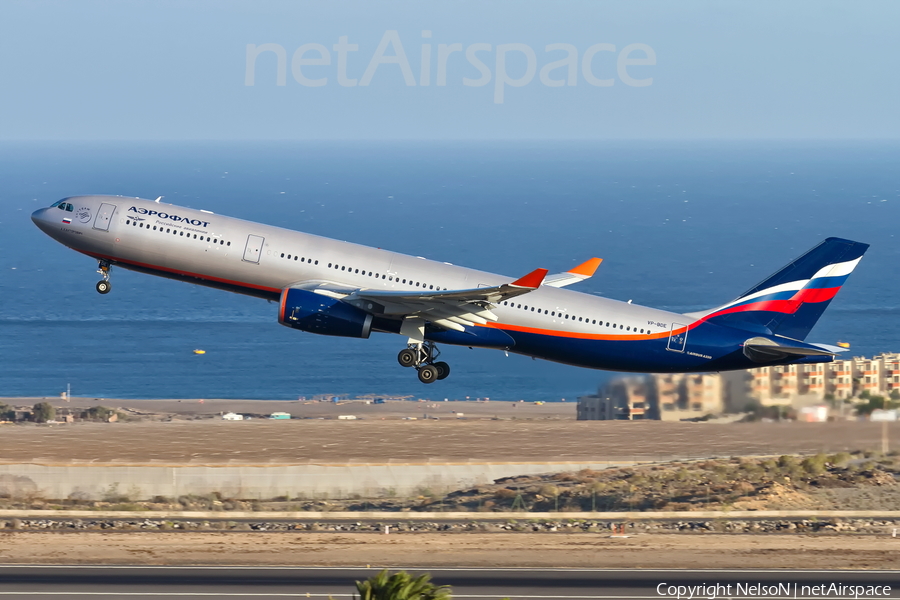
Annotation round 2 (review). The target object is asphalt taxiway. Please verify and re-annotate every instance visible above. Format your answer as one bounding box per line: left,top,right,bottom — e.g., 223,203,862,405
0,566,897,599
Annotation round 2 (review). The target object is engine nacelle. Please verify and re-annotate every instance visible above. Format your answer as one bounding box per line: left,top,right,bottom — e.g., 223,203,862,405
279,288,373,338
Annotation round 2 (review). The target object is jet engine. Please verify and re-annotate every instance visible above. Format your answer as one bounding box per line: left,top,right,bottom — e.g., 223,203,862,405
278,288,373,338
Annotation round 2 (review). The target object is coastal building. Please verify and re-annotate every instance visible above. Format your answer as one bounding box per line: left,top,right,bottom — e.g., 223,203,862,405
649,373,724,420
577,374,724,421
577,377,648,420
579,352,899,421
749,352,900,404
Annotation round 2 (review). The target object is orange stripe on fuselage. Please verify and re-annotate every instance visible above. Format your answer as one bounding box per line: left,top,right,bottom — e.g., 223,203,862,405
279,288,289,322
479,320,673,342
77,250,282,295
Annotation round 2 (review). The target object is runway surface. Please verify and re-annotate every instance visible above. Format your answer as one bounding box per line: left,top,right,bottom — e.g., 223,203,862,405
0,566,897,599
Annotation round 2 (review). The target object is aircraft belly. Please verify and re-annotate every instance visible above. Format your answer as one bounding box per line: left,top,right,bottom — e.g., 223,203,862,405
500,325,755,373
424,325,515,349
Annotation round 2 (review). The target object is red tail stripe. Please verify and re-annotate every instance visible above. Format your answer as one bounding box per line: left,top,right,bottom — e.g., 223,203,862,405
791,286,840,304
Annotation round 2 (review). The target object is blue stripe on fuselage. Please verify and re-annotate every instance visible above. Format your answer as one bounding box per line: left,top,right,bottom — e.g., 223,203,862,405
429,321,823,373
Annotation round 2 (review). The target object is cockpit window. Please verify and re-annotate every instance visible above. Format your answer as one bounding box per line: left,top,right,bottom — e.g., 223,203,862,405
65,203,74,212
51,200,65,208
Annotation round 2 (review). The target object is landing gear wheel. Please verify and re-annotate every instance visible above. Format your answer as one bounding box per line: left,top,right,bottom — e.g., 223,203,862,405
417,364,439,384
397,348,417,368
96,260,112,294
434,361,450,380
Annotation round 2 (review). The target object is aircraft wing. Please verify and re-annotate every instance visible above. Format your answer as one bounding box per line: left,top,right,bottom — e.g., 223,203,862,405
542,258,602,288
303,268,548,334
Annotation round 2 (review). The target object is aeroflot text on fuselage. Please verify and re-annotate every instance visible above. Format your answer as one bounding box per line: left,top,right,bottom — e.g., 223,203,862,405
128,206,210,228
244,30,656,103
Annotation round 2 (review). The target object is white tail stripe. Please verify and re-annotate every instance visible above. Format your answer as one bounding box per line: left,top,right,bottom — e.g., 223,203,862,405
726,280,806,306
688,257,863,318
811,257,862,280
725,257,863,309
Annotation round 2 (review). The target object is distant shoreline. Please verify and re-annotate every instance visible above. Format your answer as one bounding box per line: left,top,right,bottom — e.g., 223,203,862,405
0,396,575,420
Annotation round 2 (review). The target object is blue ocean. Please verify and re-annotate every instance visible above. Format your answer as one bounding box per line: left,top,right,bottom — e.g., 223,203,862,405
1,141,898,401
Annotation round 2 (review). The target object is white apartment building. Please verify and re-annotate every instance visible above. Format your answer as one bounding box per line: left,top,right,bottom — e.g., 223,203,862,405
749,352,900,404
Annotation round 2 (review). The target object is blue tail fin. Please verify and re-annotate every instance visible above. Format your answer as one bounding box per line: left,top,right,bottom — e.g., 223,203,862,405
688,237,869,340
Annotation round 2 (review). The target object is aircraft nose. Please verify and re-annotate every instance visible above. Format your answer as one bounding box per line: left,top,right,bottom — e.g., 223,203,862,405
31,207,52,232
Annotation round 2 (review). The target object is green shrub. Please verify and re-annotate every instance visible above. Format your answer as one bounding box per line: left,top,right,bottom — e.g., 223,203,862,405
828,452,852,467
777,455,798,469
538,484,559,498
801,454,827,475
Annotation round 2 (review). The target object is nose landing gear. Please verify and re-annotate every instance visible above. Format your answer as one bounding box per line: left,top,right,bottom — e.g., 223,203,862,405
397,341,450,384
96,260,112,294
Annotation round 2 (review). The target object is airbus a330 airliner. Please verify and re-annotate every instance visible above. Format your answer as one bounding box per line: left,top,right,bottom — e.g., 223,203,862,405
32,196,868,384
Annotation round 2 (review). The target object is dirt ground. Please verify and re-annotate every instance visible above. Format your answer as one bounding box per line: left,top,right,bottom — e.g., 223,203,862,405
0,531,897,569
0,418,896,464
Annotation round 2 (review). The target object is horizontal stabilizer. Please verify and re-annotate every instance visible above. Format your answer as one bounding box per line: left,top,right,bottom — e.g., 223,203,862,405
742,336,837,363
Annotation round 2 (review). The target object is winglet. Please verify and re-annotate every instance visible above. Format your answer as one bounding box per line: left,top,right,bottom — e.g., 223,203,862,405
568,257,602,277
511,268,549,289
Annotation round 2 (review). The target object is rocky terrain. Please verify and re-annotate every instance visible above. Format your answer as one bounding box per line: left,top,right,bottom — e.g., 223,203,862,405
414,451,900,513
2,515,899,535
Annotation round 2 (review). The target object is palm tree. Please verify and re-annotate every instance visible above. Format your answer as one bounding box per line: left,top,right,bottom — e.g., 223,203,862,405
354,570,453,600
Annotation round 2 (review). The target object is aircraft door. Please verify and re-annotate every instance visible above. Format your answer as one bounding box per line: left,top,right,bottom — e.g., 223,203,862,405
243,234,265,263
92,203,116,231
666,323,687,353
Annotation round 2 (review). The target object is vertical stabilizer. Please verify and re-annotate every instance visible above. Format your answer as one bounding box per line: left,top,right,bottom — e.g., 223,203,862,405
686,237,869,340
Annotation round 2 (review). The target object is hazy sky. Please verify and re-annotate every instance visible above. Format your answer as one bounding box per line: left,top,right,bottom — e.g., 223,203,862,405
2,0,898,140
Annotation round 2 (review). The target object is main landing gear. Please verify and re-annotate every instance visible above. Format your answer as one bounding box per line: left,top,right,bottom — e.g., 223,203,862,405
96,260,112,294
397,341,450,384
